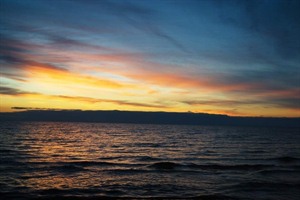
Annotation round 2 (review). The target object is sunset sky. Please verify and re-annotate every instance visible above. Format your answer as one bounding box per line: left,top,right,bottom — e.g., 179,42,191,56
0,0,299,117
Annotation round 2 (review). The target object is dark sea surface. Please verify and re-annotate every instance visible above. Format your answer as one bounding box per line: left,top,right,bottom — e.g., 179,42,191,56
0,122,299,199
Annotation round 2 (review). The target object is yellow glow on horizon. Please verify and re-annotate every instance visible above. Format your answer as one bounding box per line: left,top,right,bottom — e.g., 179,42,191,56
1,92,299,117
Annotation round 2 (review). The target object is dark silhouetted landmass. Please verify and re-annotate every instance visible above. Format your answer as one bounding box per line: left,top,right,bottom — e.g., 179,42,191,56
1,110,300,128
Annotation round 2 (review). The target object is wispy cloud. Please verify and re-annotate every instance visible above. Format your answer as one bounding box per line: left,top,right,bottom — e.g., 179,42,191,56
56,95,168,109
183,95,300,111
1,86,168,110
0,86,35,95
1,0,299,116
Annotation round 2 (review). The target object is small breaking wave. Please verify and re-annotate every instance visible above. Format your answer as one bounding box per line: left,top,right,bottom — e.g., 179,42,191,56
148,162,274,171
29,161,136,173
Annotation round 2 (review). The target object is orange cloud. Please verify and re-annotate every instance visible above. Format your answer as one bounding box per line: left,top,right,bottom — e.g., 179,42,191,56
55,95,168,109
24,62,133,89
252,88,300,99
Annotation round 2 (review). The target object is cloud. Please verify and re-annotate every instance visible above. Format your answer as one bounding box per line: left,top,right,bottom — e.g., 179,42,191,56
0,72,26,82
11,107,72,111
183,94,300,110
0,33,70,74
78,0,188,52
192,0,300,98
269,97,300,110
1,0,299,117
222,69,300,98
1,86,168,109
183,99,261,107
25,63,135,89
0,31,225,92
0,86,29,95
0,34,137,89
0,34,37,66
214,0,300,59
57,95,168,109
1,0,187,53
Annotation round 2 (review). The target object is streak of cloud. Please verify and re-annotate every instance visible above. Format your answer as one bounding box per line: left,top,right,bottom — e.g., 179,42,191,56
1,86,168,110
0,86,32,95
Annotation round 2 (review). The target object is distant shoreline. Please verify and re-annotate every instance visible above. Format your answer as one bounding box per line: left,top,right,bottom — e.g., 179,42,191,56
1,110,299,128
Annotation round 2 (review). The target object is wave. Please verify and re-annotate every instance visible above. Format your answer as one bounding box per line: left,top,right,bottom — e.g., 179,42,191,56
24,161,136,174
64,161,119,166
190,164,274,171
0,160,27,167
0,149,15,153
186,194,240,200
98,156,129,160
233,181,300,190
241,150,266,154
136,156,162,162
270,156,300,163
257,169,300,175
148,162,182,170
0,191,239,200
28,161,126,167
148,162,274,171
48,164,86,173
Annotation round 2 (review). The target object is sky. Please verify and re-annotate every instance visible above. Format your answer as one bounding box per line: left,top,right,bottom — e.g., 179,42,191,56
0,0,299,117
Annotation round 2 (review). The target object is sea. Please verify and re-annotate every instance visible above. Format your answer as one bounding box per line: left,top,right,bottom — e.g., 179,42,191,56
0,122,299,199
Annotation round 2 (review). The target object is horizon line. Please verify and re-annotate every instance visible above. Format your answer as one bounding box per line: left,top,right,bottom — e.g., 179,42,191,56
1,108,299,119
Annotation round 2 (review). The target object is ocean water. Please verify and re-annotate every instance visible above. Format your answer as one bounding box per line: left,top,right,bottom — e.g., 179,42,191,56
0,122,299,199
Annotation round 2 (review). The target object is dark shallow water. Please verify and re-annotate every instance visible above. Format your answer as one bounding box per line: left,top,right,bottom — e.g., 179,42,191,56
0,122,300,199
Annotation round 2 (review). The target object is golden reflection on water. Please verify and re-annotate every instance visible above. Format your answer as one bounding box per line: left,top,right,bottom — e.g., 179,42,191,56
15,123,117,190
14,122,209,190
